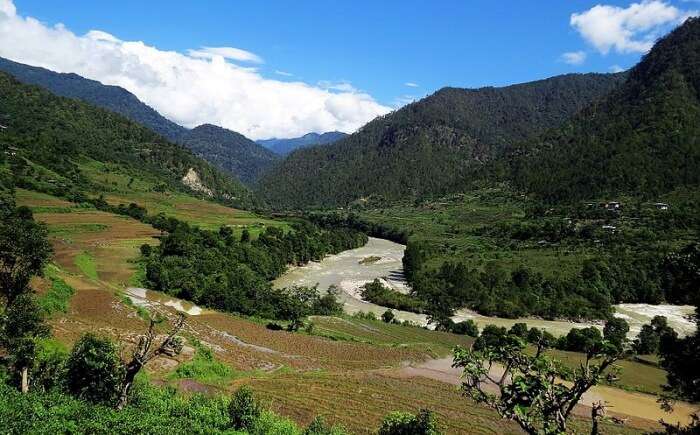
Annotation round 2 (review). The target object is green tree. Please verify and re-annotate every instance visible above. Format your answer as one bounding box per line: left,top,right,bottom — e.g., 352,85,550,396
378,409,441,435
228,386,262,430
603,318,629,351
454,334,620,435
1,293,50,392
66,333,125,405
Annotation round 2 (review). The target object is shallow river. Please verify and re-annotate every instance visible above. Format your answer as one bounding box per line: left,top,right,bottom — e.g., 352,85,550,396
274,237,697,338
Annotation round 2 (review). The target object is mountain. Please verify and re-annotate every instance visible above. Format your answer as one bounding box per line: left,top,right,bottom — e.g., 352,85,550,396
177,124,280,184
0,57,275,184
0,71,256,208
0,57,186,141
509,17,700,201
257,73,627,208
257,131,348,155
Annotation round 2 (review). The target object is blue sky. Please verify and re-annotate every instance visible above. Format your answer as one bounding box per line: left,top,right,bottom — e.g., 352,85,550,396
1,0,697,138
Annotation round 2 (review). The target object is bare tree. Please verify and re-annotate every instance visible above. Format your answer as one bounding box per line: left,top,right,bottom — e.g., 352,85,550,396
453,335,620,435
116,313,185,410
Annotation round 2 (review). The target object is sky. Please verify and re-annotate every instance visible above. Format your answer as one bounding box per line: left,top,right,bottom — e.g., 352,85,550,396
0,0,697,139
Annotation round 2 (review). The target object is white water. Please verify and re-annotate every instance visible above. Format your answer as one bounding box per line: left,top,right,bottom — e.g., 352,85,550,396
274,238,696,338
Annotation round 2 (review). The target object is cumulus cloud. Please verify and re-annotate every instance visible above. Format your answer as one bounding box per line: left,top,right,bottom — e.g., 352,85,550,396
0,0,390,139
609,64,626,73
404,82,419,88
274,70,293,77
570,1,698,54
560,51,587,65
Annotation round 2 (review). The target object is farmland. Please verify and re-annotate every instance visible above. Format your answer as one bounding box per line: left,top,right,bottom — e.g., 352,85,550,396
13,187,693,433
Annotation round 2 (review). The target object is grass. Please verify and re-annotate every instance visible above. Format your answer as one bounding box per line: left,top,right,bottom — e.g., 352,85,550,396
37,265,76,316
172,340,237,386
74,251,98,280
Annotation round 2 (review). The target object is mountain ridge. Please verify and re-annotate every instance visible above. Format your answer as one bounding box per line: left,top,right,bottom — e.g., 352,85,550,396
257,131,348,155
257,72,627,208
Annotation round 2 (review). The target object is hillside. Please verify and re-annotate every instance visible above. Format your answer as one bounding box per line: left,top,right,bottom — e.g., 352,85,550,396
258,131,348,155
0,57,186,141
0,57,277,184
0,71,256,208
178,124,280,184
257,72,626,208
509,17,700,201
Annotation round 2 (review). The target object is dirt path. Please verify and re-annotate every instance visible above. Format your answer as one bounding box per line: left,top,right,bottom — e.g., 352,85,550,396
391,357,699,427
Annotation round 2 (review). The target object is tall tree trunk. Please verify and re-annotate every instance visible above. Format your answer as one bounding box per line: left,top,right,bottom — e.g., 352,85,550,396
116,363,141,410
20,366,28,393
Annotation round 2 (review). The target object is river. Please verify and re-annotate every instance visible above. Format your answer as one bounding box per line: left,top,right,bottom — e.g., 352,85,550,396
274,237,697,338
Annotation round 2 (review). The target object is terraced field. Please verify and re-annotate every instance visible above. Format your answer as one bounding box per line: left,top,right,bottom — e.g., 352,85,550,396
15,187,689,434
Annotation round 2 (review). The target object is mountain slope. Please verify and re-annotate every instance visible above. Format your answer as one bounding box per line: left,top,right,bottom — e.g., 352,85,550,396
0,57,186,141
0,71,256,208
0,57,275,184
510,17,700,201
257,72,626,208
177,124,280,184
258,131,348,155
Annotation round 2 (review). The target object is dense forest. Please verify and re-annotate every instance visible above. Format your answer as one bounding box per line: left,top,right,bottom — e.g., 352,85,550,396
0,72,257,209
506,17,700,202
177,124,280,184
257,73,626,208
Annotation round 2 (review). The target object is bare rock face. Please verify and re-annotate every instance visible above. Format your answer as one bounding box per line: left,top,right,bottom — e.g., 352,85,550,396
181,167,213,197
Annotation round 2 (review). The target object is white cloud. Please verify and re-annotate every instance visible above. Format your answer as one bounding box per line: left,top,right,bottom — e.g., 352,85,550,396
404,82,419,88
570,1,698,54
609,64,626,73
187,46,263,64
274,70,293,77
0,0,390,139
560,51,587,65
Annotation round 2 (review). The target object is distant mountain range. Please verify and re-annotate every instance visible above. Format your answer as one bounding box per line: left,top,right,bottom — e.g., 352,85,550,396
257,72,627,208
0,57,277,184
257,131,348,155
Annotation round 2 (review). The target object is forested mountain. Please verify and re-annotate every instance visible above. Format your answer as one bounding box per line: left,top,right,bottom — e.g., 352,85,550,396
257,131,348,155
0,72,256,208
257,73,626,208
0,57,186,141
0,57,275,184
508,17,700,201
178,124,280,184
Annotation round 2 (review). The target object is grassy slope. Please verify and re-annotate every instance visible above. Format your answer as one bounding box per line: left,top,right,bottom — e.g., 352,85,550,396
357,187,696,279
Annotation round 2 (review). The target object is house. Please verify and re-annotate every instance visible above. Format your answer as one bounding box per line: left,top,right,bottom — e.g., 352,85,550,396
602,224,617,232
653,202,669,211
0,124,7,130
604,201,621,210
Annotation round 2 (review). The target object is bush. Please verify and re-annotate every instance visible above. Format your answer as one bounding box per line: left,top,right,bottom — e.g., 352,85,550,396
451,320,479,337
66,333,124,405
229,386,262,430
378,409,441,435
382,309,395,323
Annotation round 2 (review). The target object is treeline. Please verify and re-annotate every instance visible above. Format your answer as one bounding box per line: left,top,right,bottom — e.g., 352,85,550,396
308,212,410,244
142,219,367,320
396,240,699,321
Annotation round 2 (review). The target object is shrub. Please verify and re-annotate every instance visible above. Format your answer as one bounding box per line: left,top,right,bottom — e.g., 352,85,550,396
382,309,395,323
229,386,262,430
378,409,441,435
66,333,124,405
451,320,479,337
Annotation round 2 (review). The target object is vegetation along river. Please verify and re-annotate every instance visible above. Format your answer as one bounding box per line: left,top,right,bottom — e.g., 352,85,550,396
274,237,697,338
